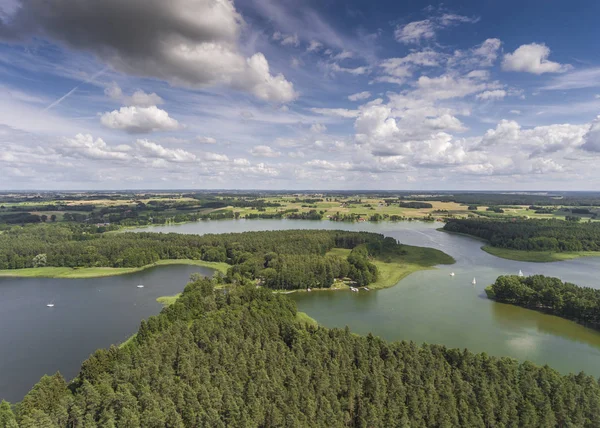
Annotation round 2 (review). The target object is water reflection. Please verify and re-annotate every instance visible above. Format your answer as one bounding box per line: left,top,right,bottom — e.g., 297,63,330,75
491,301,600,348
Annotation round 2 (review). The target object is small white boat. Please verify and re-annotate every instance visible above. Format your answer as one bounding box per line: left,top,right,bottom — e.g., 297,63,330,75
137,285,145,288
518,270,524,277
450,272,455,277
307,288,311,292
363,287,369,291
350,287,359,292
46,303,54,308
472,278,477,285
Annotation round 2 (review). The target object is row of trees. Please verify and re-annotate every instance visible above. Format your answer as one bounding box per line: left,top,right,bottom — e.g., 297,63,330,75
444,218,600,252
407,192,600,207
399,202,433,209
0,225,391,290
4,277,600,427
487,275,600,329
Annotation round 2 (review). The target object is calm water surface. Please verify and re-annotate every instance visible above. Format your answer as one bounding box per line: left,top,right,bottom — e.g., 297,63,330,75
2,219,600,402
0,265,214,402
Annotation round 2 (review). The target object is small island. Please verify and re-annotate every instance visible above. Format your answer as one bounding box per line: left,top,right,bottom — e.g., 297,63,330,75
486,275,600,330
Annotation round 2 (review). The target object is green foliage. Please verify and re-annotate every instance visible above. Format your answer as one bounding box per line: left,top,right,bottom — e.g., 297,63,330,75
487,275,600,329
410,192,600,207
444,218,600,252
0,225,408,290
399,201,433,209
31,254,46,268
0,401,18,428
17,276,600,427
15,374,70,426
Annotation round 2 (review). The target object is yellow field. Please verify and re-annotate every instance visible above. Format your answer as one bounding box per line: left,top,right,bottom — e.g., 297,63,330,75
231,197,475,220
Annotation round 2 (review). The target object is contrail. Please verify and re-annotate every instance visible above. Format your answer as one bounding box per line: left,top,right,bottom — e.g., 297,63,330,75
44,67,107,111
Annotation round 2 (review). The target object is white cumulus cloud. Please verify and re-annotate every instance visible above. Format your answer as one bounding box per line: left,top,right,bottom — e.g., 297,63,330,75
100,106,181,134
348,91,372,101
197,136,217,144
250,145,281,158
502,43,571,74
476,90,507,101
136,139,196,162
60,133,130,160
104,83,164,107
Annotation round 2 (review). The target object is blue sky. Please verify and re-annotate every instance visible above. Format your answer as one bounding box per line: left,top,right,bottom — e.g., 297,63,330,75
1,0,600,190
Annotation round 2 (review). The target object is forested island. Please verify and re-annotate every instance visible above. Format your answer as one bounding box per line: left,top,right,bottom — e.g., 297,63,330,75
486,275,600,330
0,225,453,290
1,276,599,427
443,218,600,262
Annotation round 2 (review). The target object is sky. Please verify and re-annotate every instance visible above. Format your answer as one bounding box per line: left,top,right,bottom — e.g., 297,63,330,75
1,0,600,191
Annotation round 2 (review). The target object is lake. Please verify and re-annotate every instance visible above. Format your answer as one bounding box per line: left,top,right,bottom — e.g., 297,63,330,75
132,220,600,376
0,264,215,403
2,219,600,402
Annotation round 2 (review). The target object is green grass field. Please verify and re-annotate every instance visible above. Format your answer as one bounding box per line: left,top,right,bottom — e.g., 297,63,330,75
326,245,455,290
481,246,600,263
157,294,182,306
0,259,230,279
231,197,474,220
369,244,455,289
295,311,318,327
118,333,137,349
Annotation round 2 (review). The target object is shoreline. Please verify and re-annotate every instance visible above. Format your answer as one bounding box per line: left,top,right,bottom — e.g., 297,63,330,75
481,246,600,263
0,259,229,279
439,227,600,263
436,227,488,242
117,217,440,233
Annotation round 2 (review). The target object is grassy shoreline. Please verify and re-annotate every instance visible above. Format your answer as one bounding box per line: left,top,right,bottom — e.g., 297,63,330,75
481,246,600,263
438,227,600,263
0,259,229,279
323,245,455,291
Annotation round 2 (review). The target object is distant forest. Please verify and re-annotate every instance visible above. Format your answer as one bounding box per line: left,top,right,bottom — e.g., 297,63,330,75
0,225,407,289
404,192,600,207
443,218,600,252
486,275,600,329
3,277,600,427
399,202,433,209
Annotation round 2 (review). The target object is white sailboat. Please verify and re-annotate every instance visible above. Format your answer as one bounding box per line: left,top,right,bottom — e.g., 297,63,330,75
518,270,524,277
472,278,477,285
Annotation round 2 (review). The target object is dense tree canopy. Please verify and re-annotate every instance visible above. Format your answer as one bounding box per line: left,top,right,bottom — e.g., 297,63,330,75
444,218,600,252
4,276,600,427
0,226,401,290
407,192,600,207
487,275,600,329
399,202,433,209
